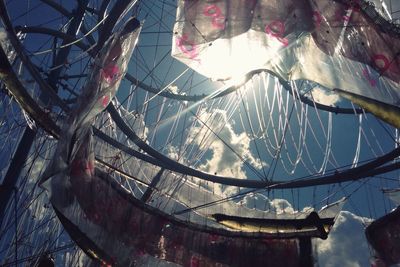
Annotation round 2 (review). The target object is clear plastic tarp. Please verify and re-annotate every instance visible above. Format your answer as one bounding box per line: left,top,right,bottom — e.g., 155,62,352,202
366,207,400,266
172,0,400,107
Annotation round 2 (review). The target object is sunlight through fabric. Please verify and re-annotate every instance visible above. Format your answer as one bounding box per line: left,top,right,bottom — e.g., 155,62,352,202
172,0,400,109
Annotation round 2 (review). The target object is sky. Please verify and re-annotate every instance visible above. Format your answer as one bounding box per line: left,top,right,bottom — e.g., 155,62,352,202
1,0,400,266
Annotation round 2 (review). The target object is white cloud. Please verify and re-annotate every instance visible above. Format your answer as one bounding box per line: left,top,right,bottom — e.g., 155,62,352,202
167,85,179,94
309,87,341,106
166,144,180,161
315,211,373,267
240,194,295,214
186,109,265,195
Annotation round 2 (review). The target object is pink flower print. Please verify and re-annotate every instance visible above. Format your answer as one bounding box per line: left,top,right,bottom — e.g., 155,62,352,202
101,64,120,84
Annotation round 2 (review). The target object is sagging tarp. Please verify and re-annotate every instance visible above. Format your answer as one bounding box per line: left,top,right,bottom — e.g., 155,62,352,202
366,207,400,266
60,164,302,266
39,16,141,265
40,17,141,185
57,129,339,266
172,0,400,108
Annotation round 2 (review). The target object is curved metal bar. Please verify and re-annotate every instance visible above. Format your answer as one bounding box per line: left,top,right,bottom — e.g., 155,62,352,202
98,0,111,24
279,80,364,114
252,69,365,114
107,103,400,189
92,128,164,167
46,0,88,93
39,0,97,49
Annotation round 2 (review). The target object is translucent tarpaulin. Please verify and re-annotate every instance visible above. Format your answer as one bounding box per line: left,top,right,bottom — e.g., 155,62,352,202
53,160,342,266
59,167,302,266
172,0,400,107
40,16,142,264
40,17,142,185
366,207,400,266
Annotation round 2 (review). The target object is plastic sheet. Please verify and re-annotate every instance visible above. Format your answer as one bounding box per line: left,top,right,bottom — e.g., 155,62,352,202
366,207,400,266
172,0,400,107
59,166,301,266
40,17,141,184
